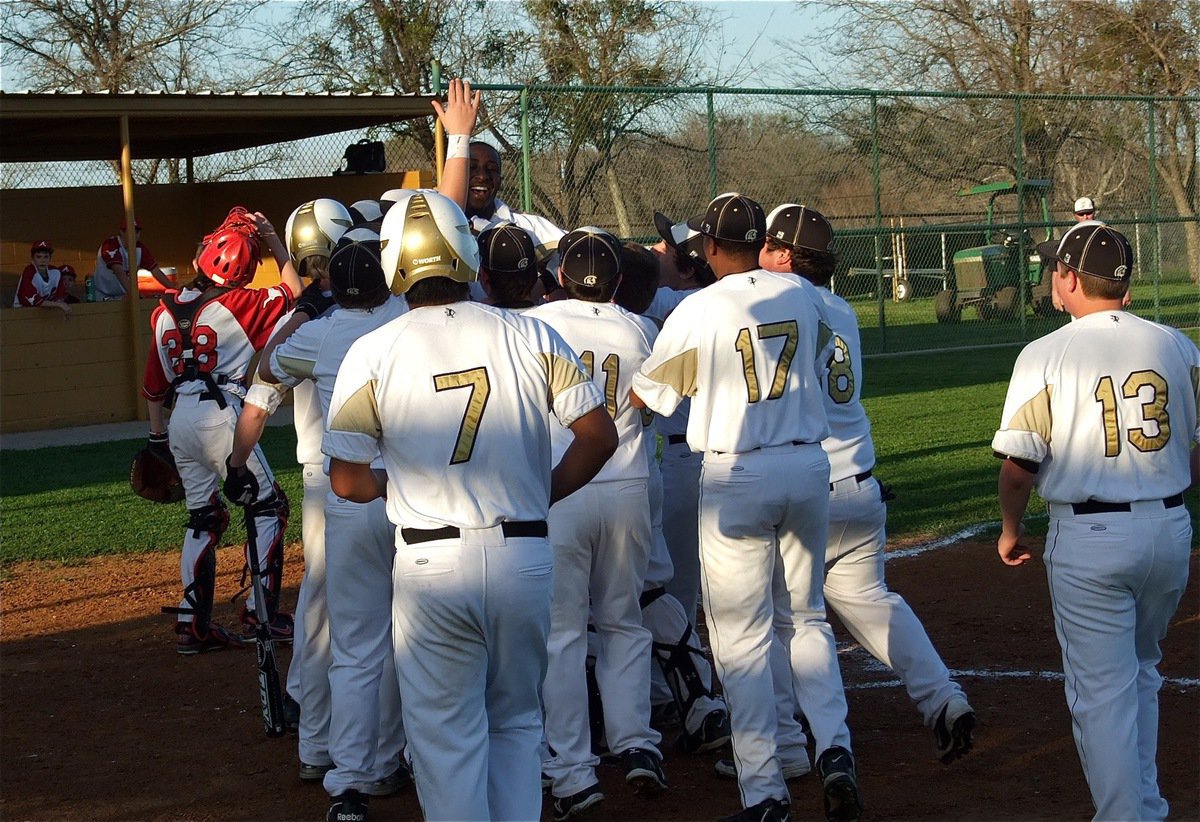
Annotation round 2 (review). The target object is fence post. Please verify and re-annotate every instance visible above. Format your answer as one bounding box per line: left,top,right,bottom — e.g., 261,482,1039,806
871,94,886,352
1145,99,1161,322
521,86,532,212
706,91,718,200
431,62,444,185
1013,96,1027,339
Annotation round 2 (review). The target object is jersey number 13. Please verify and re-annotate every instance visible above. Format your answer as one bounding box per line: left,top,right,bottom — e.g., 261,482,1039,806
1093,370,1170,457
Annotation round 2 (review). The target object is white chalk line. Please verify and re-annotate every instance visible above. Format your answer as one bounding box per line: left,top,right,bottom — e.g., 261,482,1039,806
842,530,1200,693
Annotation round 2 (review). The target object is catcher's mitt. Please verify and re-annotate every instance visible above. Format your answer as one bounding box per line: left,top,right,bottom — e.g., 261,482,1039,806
130,445,185,503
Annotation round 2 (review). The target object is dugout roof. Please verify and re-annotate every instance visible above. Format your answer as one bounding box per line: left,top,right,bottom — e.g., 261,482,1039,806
0,91,435,163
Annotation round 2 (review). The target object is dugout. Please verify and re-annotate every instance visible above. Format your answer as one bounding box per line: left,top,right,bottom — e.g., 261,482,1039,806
0,91,440,434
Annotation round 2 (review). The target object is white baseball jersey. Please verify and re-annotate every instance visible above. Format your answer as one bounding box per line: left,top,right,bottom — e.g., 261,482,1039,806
633,270,831,453
811,288,875,482
527,300,658,482
992,311,1198,503
324,301,604,529
270,297,410,472
469,198,565,261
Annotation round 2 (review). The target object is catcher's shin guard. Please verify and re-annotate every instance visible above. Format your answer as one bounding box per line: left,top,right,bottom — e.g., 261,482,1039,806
244,488,289,619
163,501,229,635
642,587,716,728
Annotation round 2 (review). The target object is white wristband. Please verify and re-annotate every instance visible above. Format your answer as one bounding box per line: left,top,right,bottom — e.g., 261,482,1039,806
446,134,469,160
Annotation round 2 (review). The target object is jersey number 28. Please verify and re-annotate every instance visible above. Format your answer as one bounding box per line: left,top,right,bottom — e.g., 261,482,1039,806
1093,370,1170,457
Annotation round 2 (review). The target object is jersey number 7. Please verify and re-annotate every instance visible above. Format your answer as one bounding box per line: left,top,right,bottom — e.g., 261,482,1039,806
434,367,491,464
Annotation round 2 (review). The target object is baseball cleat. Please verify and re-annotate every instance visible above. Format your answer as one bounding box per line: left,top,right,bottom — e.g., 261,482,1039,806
676,708,732,753
552,782,605,821
240,608,295,643
299,761,334,783
326,789,369,822
816,746,861,822
364,763,412,797
174,622,247,655
715,755,811,781
621,747,668,796
717,796,793,822
933,695,976,763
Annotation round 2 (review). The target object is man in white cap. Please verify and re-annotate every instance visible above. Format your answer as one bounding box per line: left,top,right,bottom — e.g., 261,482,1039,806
1072,196,1096,223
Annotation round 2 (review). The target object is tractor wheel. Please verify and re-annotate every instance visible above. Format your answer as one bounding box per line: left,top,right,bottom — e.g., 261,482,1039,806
994,286,1020,318
1031,279,1055,316
934,289,960,324
894,279,912,302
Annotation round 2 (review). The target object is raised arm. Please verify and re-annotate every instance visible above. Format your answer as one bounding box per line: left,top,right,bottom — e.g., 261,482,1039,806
432,78,481,210
252,212,302,298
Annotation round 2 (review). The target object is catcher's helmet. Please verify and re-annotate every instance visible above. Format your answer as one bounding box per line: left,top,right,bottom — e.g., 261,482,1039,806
285,199,352,268
197,208,261,288
379,190,478,295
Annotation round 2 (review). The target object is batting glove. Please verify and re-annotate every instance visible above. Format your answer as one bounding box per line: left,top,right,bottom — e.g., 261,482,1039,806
148,431,174,462
295,280,335,319
223,455,260,507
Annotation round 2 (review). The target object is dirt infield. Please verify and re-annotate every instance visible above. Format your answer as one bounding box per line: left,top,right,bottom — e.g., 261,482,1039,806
2,536,1196,822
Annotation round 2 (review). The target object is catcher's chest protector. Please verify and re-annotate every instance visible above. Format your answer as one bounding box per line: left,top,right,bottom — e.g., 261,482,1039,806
161,288,231,408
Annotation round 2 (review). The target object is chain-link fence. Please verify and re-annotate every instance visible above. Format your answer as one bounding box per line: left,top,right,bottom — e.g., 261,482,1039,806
3,83,1196,352
466,82,1198,353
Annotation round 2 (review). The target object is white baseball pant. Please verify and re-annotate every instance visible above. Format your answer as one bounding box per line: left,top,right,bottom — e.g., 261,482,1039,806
699,443,850,808
291,463,332,766
322,495,404,795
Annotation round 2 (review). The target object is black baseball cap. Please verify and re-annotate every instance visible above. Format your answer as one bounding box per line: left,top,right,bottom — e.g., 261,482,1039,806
765,203,834,252
558,227,622,287
478,223,536,275
329,227,388,301
687,192,766,244
1036,223,1133,281
654,211,707,261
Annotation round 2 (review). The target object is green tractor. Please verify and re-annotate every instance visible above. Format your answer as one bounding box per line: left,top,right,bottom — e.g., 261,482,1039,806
934,180,1056,323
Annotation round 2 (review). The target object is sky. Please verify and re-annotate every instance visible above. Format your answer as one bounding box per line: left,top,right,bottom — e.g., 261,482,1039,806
704,1,837,87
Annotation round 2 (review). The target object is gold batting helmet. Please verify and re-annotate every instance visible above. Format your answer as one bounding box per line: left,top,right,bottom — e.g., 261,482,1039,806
379,190,479,295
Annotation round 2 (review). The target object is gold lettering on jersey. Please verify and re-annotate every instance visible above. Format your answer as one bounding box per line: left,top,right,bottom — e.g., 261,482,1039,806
580,350,621,418
328,380,382,438
1094,376,1121,457
826,335,854,405
1009,385,1053,446
1122,370,1170,453
433,367,491,465
736,322,799,403
644,349,698,400
537,353,592,400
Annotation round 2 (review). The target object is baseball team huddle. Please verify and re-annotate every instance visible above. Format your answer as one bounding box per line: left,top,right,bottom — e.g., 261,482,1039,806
137,80,1198,822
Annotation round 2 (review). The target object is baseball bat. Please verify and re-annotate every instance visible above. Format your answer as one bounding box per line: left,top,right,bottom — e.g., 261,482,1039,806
244,509,286,737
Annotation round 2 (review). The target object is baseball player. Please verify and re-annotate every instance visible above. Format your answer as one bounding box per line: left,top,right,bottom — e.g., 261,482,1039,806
631,193,860,822
645,212,716,630
477,222,539,311
227,197,354,765
529,228,666,819
143,207,301,654
995,222,1197,821
14,240,70,316
323,190,616,822
93,217,175,300
754,204,975,771
616,241,732,755
258,229,410,819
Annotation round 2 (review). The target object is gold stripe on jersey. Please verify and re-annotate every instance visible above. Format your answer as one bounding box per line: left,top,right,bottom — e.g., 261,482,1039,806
643,348,699,399
817,319,834,355
1008,384,1053,444
538,352,591,400
275,353,317,381
249,370,290,395
328,379,382,438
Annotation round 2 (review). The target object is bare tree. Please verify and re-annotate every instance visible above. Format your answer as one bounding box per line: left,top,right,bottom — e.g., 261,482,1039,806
0,0,276,183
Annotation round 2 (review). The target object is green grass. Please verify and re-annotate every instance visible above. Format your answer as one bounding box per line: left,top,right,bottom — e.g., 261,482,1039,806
2,344,1197,564
845,281,1198,355
1,427,304,564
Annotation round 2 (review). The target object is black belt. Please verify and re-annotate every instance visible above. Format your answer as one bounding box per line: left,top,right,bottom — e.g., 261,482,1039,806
667,434,687,445
400,520,548,545
1071,494,1184,516
830,470,873,491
